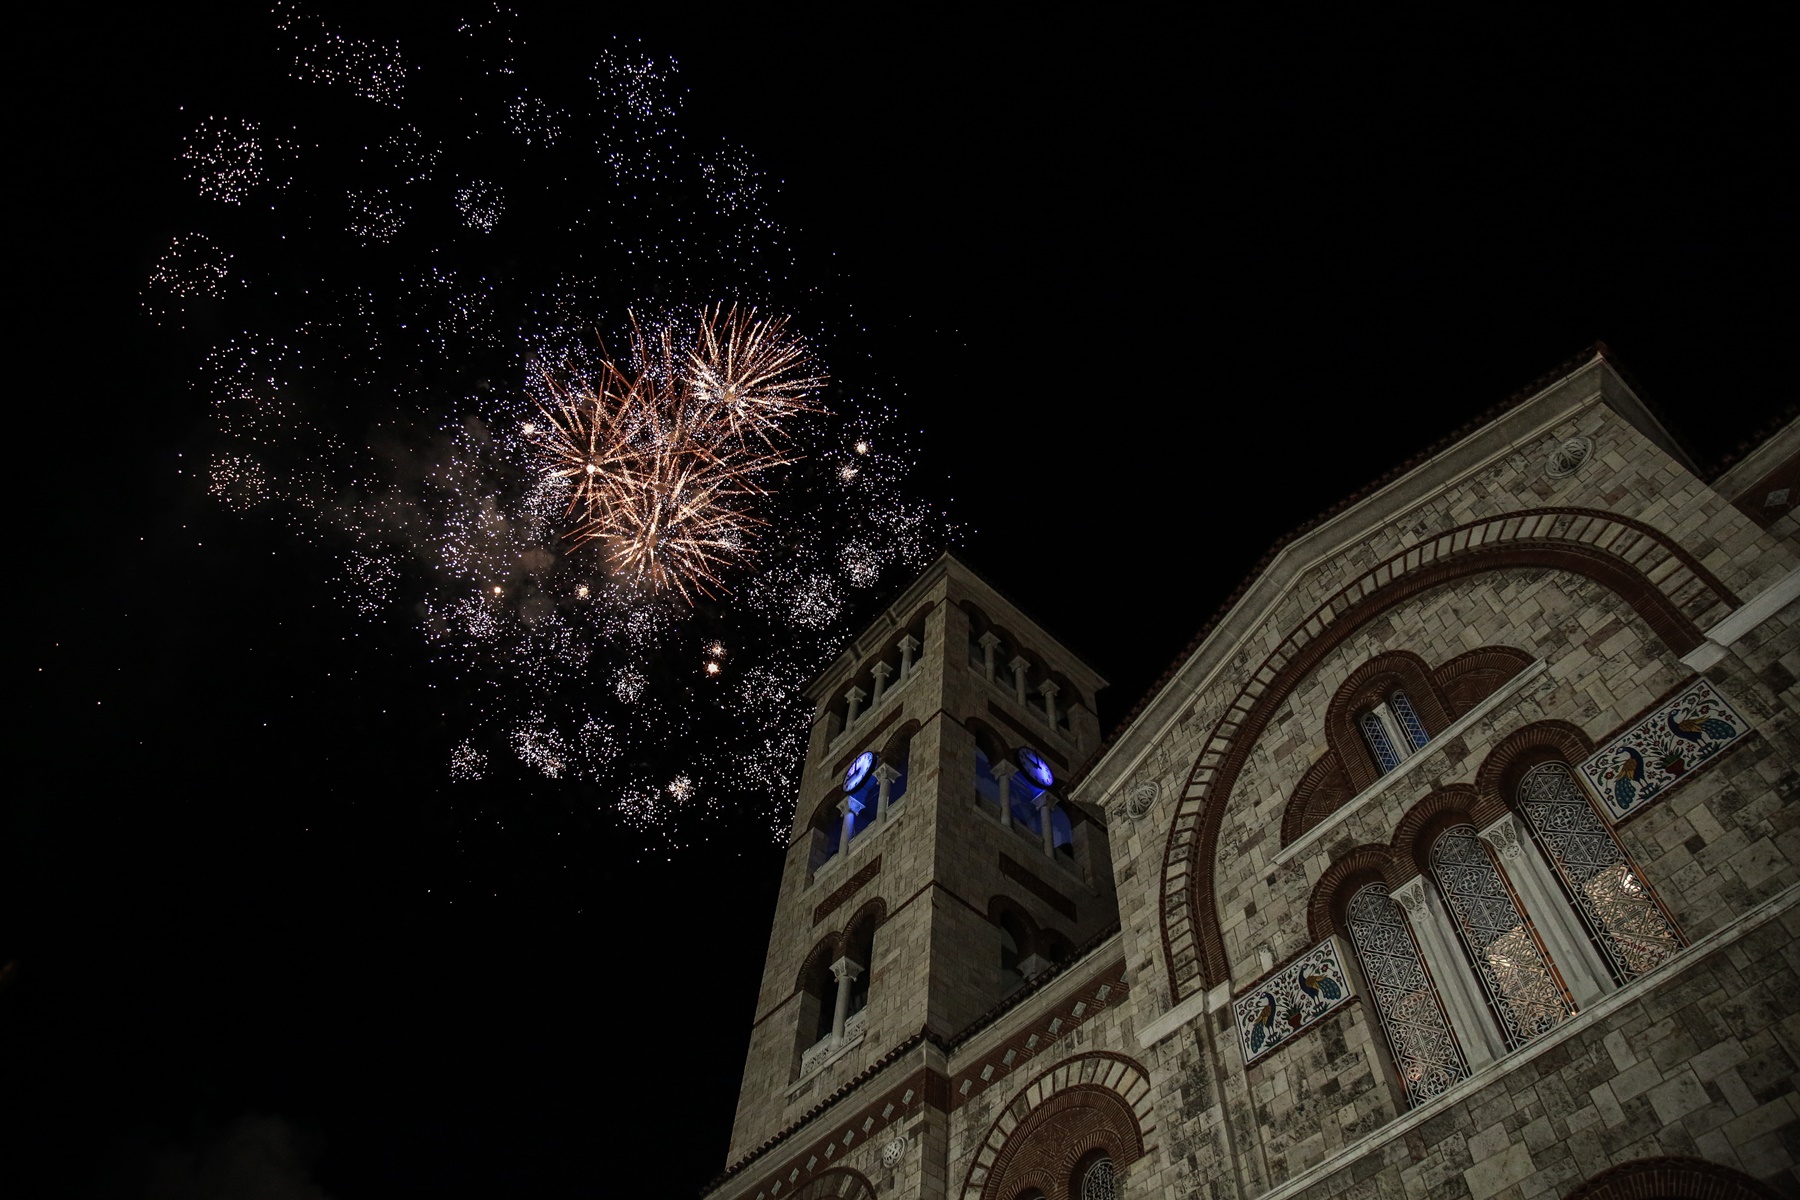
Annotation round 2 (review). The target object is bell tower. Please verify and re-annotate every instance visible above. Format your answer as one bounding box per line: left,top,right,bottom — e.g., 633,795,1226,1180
718,553,1116,1178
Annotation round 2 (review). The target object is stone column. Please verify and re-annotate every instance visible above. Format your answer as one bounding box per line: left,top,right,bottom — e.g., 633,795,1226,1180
991,759,1019,828
1480,812,1611,1008
874,762,901,823
1009,656,1031,706
1039,680,1060,728
978,632,1001,681
1034,792,1058,858
829,957,864,1041
870,661,892,704
1392,877,1503,1068
837,795,856,858
843,685,866,730
898,634,921,681
1374,703,1414,762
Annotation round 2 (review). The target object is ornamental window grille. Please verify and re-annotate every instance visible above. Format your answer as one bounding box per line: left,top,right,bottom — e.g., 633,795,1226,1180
1359,710,1403,773
1389,690,1430,750
1080,1157,1116,1200
1346,883,1470,1107
1516,762,1682,983
1430,824,1576,1050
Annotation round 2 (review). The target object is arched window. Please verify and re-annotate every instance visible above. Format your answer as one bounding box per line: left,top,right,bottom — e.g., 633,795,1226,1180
1389,690,1430,750
999,912,1028,995
1345,882,1469,1107
843,916,877,1022
1077,1156,1116,1200
1514,762,1681,982
1359,710,1403,773
1360,689,1431,775
797,947,837,1057
1429,824,1576,1050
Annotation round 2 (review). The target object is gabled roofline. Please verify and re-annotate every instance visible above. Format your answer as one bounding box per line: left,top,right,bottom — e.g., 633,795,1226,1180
1711,412,1800,498
1069,346,1684,805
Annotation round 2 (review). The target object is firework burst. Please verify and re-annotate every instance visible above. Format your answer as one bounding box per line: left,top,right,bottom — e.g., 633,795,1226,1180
529,306,820,600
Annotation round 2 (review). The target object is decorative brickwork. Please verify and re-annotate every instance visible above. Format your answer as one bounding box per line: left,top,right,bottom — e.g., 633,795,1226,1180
947,957,1128,1110
998,853,1077,922
1325,650,1452,792
744,1065,950,1200
1473,720,1595,814
1435,645,1534,717
1282,750,1355,846
784,1167,876,1199
1231,936,1356,1063
1578,678,1751,822
1159,508,1737,1002
1562,1156,1783,1200
957,1052,1153,1200
813,856,882,926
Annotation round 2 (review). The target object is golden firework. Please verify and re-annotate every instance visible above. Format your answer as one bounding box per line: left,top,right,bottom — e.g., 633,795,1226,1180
529,305,822,600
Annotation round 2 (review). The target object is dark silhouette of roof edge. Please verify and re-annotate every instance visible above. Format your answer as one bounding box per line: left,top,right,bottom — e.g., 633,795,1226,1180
1069,342,1658,785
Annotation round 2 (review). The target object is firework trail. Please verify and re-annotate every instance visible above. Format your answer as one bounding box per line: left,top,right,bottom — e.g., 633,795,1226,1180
152,5,957,856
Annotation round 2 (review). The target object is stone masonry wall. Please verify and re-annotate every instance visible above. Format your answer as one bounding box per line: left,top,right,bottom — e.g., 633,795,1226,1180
1091,391,1800,1198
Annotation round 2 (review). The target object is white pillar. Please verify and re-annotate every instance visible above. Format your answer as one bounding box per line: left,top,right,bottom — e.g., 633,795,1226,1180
897,634,920,681
1034,792,1057,857
1009,655,1031,706
978,632,1000,681
874,762,900,823
837,796,855,858
1039,680,1060,727
991,759,1019,828
843,685,866,729
870,661,892,704
1480,813,1611,1009
829,956,864,1040
1375,703,1414,761
1392,877,1504,1068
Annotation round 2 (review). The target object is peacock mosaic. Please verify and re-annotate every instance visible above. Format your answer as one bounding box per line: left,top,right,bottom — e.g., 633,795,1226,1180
1577,679,1749,823
1232,937,1354,1065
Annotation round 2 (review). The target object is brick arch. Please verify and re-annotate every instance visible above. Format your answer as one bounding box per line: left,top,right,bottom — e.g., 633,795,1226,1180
1158,508,1738,1001
1307,844,1401,943
1435,644,1534,716
790,1166,878,1200
1474,720,1596,813
794,935,841,995
1282,750,1355,846
1562,1156,1783,1200
1389,785,1493,881
966,716,1010,763
959,1051,1153,1200
879,719,922,766
1325,650,1451,792
838,896,887,952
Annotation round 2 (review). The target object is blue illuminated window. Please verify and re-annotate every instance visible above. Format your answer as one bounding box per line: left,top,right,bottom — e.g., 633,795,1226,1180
1359,711,1403,773
1390,691,1430,750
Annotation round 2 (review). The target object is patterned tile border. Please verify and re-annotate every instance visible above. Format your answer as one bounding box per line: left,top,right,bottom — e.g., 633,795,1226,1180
1577,678,1749,823
1232,937,1355,1065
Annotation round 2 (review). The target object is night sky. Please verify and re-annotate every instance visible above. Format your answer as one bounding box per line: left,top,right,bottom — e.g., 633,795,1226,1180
12,9,1792,1198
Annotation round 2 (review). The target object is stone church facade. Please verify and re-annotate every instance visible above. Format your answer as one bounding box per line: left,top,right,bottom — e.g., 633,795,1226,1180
703,350,1800,1200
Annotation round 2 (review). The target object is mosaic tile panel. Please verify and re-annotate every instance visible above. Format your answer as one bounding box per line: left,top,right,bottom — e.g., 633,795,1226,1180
1233,937,1354,1064
1578,679,1748,822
